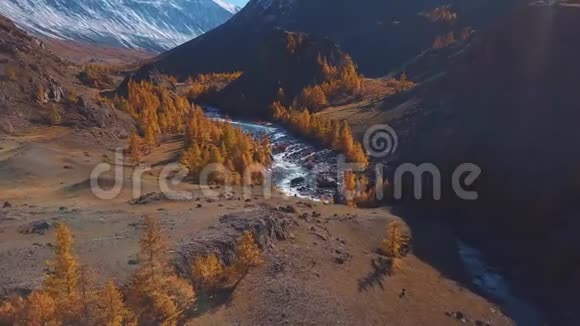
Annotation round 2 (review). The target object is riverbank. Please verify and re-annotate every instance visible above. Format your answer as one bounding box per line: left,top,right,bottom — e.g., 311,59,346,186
205,107,339,201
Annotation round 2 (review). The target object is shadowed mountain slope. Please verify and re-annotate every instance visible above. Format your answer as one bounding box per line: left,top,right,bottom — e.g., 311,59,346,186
144,0,518,78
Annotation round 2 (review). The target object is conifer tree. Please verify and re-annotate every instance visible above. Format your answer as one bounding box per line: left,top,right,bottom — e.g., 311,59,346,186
135,216,167,288
49,104,62,126
96,281,133,326
383,221,411,264
77,265,98,324
128,132,142,164
37,84,46,103
233,231,264,277
339,121,355,154
20,292,59,326
191,254,224,291
209,145,224,164
383,221,411,274
128,216,196,324
330,120,342,150
0,296,24,325
44,223,80,321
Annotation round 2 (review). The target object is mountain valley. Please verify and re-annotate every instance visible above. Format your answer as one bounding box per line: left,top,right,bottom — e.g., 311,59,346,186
1,0,579,325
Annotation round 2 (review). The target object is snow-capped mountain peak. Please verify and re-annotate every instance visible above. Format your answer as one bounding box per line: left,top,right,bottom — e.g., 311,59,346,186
0,0,240,52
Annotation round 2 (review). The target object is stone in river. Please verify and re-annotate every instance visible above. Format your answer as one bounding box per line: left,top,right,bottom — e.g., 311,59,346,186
290,177,305,187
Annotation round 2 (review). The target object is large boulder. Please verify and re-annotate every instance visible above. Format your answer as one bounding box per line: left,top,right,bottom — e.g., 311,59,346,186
317,175,337,189
290,177,305,188
47,80,64,103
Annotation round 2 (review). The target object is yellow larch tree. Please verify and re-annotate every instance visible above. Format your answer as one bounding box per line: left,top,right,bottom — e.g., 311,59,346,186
49,104,62,125
128,216,196,325
44,222,81,321
128,131,143,164
233,231,264,278
96,281,133,326
19,291,59,326
383,221,412,274
192,254,225,291
383,221,407,258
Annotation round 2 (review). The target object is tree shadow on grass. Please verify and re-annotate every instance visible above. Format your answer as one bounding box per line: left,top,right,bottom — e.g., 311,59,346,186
183,271,249,321
358,256,394,292
184,287,236,320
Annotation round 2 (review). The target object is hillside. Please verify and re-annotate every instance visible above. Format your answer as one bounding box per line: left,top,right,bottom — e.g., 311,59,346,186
42,38,154,65
317,2,580,324
414,4,580,324
0,15,133,136
1,2,577,325
213,30,360,116
141,0,518,78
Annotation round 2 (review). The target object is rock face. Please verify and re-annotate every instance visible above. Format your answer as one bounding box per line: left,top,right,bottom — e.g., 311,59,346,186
175,209,295,274
39,79,64,103
47,80,64,103
0,15,135,136
69,96,135,138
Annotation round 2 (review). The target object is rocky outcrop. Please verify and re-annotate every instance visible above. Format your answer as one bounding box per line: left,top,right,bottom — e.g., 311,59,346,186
317,175,337,189
175,209,296,274
70,96,135,138
38,79,64,103
18,220,53,235
47,79,64,102
129,192,194,205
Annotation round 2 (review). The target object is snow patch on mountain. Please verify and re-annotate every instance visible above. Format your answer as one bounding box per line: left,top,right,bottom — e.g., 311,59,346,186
212,0,241,13
0,0,238,52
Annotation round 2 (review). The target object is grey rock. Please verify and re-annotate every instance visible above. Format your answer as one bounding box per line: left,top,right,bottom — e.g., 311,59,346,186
279,205,297,214
19,220,53,235
129,191,192,205
176,209,294,274
317,175,337,189
290,177,305,187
